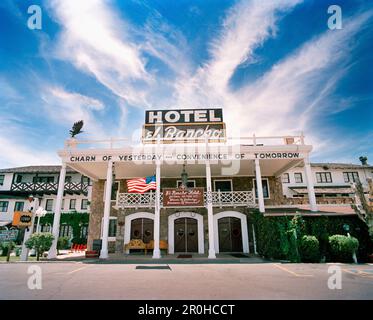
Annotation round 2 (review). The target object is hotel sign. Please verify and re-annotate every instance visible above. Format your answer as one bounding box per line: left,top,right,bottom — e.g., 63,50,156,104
12,211,33,227
163,187,204,207
0,229,19,242
142,109,226,143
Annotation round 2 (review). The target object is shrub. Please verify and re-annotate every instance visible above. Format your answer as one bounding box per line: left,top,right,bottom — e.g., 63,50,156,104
300,235,320,262
25,232,54,261
329,235,359,262
57,236,70,252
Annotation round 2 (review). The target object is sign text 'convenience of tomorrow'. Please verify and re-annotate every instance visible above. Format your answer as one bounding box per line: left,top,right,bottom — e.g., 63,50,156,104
68,152,303,163
142,108,226,143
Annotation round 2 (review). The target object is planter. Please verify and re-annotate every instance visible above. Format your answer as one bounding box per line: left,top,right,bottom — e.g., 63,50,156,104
85,250,99,258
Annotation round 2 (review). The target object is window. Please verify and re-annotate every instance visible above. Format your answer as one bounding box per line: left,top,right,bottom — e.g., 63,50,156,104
109,219,117,238
45,199,53,211
0,175,4,186
41,224,51,232
0,201,9,212
16,175,22,183
214,180,233,192
59,225,72,237
101,217,117,240
81,199,89,210
61,199,65,210
69,199,76,210
65,176,72,183
253,179,270,199
282,173,290,183
14,202,24,211
176,180,196,188
316,172,332,183
33,176,54,183
343,172,360,183
80,225,88,238
82,176,90,185
294,173,303,183
111,181,120,201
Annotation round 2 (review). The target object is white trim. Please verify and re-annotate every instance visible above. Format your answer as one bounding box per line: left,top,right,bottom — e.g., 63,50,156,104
213,179,233,192
168,212,204,254
176,180,196,188
253,178,270,199
124,212,154,254
213,211,249,254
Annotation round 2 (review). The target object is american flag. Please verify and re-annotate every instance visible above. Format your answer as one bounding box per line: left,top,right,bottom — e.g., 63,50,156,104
127,175,157,193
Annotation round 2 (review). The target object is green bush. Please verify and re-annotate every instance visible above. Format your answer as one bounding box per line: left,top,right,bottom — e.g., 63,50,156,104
57,237,70,251
329,235,359,262
300,235,320,262
25,232,55,261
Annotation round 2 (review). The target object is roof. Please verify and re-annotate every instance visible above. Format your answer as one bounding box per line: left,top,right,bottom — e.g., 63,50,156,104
0,165,77,174
310,163,373,169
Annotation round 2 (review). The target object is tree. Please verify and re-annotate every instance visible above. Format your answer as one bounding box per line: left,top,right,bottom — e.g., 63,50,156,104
69,120,84,138
352,181,373,239
25,232,54,261
359,156,368,165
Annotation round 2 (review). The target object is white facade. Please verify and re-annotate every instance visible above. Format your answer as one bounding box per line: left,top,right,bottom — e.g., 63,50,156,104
0,166,91,225
282,163,373,198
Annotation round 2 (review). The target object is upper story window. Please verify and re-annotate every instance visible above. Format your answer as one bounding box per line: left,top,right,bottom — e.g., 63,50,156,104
0,175,4,186
45,199,54,211
253,179,270,199
282,173,290,183
316,172,332,183
69,199,76,210
0,201,9,212
177,180,196,188
81,199,89,210
33,176,54,183
16,175,23,183
214,180,233,192
294,173,303,183
343,172,360,183
82,176,90,185
111,181,120,201
14,201,24,211
65,176,72,183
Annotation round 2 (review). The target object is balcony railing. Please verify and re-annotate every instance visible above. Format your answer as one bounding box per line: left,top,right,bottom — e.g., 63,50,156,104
117,190,256,209
11,182,89,194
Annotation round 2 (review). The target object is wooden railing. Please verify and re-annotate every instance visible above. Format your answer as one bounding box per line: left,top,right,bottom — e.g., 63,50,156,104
11,182,89,194
117,191,256,208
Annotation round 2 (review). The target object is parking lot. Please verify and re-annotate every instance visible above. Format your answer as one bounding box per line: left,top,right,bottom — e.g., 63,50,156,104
0,262,372,299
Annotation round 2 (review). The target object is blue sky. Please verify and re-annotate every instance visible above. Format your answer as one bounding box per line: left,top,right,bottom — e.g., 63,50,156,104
0,0,372,168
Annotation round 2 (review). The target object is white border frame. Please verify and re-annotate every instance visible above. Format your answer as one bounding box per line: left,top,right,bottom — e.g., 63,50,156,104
168,212,204,254
213,211,249,254
101,216,117,241
253,178,270,199
124,212,154,254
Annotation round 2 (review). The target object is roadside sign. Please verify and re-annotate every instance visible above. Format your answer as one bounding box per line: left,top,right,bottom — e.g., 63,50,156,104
0,229,19,242
12,211,33,227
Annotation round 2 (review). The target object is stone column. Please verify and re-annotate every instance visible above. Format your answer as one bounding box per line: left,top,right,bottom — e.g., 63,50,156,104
48,163,67,259
152,161,161,259
303,157,317,212
255,159,265,213
100,161,113,259
205,137,216,259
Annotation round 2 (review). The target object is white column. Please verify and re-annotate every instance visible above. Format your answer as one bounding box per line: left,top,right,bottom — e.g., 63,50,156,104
304,157,318,212
47,163,67,259
255,159,265,213
152,161,161,259
100,161,113,259
205,137,216,259
20,198,39,261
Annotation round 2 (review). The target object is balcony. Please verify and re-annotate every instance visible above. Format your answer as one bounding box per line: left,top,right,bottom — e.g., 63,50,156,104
116,190,256,209
10,182,89,195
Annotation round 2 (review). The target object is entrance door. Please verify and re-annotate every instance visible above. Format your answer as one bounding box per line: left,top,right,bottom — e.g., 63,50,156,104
131,218,154,244
218,217,243,252
174,218,198,253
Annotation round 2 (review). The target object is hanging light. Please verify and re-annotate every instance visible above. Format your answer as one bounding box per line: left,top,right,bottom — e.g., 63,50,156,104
180,164,188,188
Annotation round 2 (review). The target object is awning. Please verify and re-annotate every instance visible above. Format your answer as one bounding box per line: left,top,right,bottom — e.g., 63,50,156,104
290,186,353,194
